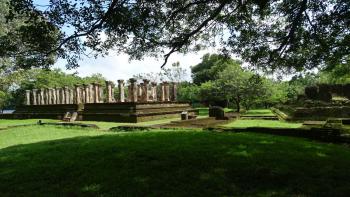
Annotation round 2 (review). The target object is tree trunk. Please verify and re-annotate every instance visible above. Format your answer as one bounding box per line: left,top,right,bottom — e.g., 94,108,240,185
236,101,240,112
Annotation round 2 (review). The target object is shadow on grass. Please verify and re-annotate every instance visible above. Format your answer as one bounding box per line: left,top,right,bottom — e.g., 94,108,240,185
1,131,350,196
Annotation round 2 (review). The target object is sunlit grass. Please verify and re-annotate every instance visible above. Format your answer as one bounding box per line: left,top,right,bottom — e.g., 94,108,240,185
224,119,302,128
0,119,59,128
243,109,275,116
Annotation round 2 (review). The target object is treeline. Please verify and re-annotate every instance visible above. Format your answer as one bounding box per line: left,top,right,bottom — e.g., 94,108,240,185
0,69,106,111
176,54,349,111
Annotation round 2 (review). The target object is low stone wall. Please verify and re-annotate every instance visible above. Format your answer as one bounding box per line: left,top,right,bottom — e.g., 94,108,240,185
304,83,350,102
2,104,82,120
82,102,197,123
275,105,350,121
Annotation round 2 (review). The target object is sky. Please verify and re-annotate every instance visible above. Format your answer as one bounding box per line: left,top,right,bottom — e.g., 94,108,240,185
54,49,219,83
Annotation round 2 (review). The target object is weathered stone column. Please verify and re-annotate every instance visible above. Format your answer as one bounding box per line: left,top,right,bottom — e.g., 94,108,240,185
92,83,99,103
88,84,94,103
99,84,103,103
117,79,125,102
160,82,165,102
74,85,81,104
81,85,86,104
69,88,74,104
105,81,115,103
43,89,47,105
51,88,57,105
137,83,143,101
36,91,41,105
64,86,69,104
32,89,37,105
83,84,89,103
47,88,52,105
164,81,170,101
25,90,31,105
39,88,45,105
128,78,138,102
59,88,64,104
56,88,61,104
142,79,150,102
171,82,177,101
151,82,157,101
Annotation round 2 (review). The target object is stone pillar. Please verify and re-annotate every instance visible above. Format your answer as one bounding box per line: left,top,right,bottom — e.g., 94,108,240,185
164,81,170,101
32,89,37,105
99,84,103,103
88,84,94,103
60,88,66,104
171,82,177,101
151,82,157,101
83,84,90,103
64,86,69,104
81,85,85,103
56,88,61,104
128,78,138,102
36,91,41,105
69,88,74,104
142,79,150,102
105,81,114,103
43,89,47,105
51,89,56,105
25,90,31,105
74,85,81,104
137,83,143,101
47,88,52,105
117,80,125,102
160,82,165,102
92,83,99,103
39,89,45,105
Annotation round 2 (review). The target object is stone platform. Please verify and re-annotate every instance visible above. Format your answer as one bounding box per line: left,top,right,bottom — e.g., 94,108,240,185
4,102,197,123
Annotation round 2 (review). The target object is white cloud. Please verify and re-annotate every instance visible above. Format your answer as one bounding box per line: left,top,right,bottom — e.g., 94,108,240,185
54,48,218,83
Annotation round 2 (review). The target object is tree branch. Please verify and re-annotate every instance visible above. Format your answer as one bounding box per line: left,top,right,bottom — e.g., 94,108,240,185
161,1,229,68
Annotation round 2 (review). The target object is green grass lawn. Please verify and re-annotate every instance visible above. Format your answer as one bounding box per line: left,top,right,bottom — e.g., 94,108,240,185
75,117,182,130
0,119,59,128
224,119,302,128
244,109,275,116
1,125,350,196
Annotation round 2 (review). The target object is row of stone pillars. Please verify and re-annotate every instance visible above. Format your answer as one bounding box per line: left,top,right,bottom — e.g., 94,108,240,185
25,79,177,105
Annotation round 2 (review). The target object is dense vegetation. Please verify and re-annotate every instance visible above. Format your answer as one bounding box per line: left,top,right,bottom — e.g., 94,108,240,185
3,1,348,72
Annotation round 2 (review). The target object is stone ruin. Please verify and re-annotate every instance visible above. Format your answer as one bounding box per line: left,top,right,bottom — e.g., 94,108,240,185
24,78,177,105
304,83,350,102
9,78,197,123
275,83,350,121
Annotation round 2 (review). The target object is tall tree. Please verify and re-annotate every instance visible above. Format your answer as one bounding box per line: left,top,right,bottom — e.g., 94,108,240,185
191,53,237,85
7,0,349,71
0,0,60,70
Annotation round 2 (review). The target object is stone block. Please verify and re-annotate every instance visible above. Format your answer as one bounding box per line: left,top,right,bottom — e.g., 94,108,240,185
209,106,225,119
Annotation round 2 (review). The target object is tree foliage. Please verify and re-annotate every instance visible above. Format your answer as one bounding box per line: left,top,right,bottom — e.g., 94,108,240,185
0,0,60,70
6,0,349,71
191,53,238,85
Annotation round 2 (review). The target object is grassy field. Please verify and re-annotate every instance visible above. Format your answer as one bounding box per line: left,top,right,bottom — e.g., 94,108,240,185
1,125,350,196
243,109,275,116
0,119,59,128
224,119,303,128
0,117,182,130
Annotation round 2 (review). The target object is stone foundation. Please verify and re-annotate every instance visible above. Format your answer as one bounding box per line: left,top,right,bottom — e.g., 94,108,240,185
3,102,197,123
81,102,197,123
